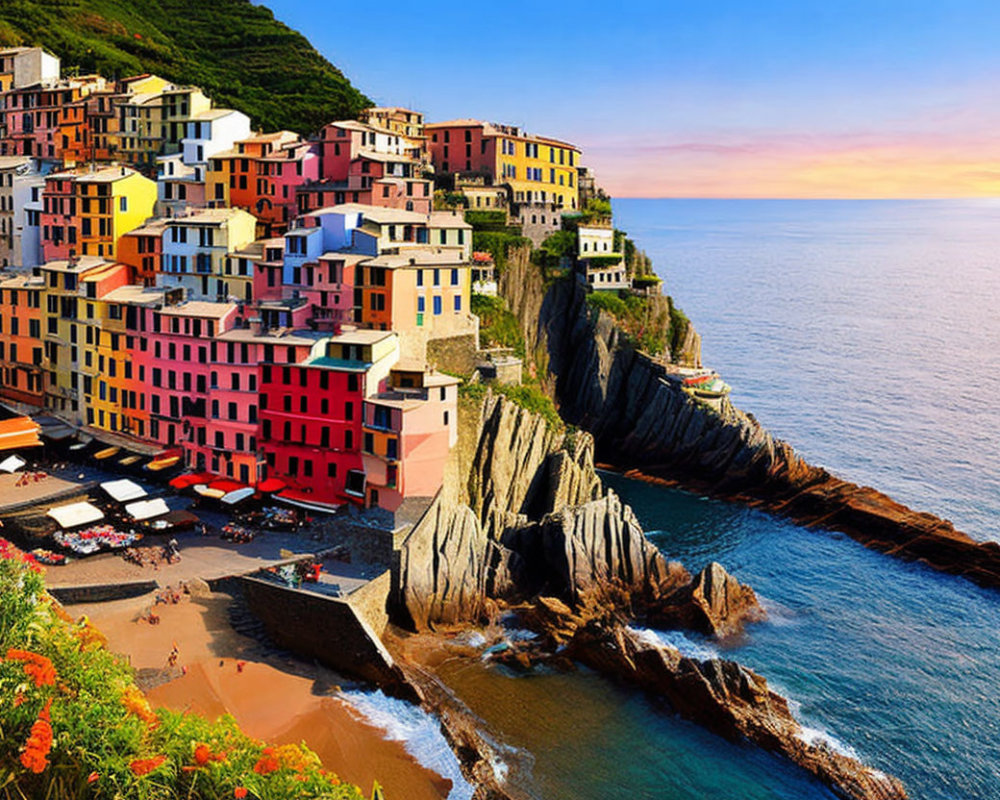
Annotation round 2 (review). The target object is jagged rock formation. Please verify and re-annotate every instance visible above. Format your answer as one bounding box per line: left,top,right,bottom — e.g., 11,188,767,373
502,493,687,606
502,257,1000,590
656,561,764,638
564,625,908,800
397,392,658,630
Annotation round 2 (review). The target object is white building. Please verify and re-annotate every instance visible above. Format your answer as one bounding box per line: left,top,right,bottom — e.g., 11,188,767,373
182,109,252,168
0,47,60,91
578,223,629,291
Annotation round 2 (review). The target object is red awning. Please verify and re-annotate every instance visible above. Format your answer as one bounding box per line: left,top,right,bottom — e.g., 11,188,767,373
208,479,244,494
169,472,215,490
257,478,287,493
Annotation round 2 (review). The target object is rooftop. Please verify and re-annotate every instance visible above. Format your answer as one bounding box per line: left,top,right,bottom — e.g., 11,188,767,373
215,327,324,346
101,285,166,306
158,301,235,319
363,248,467,269
428,210,473,229
316,203,428,224
42,255,111,273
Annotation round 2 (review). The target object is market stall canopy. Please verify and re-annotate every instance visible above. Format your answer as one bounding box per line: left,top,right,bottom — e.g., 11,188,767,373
169,472,215,490
0,454,26,473
146,455,181,472
193,484,225,500
125,498,170,521
208,479,243,494
100,478,147,503
0,417,41,451
47,502,104,529
256,478,287,493
221,487,256,506
275,489,341,514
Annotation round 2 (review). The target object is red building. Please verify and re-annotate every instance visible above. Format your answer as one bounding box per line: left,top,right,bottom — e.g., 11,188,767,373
258,329,399,510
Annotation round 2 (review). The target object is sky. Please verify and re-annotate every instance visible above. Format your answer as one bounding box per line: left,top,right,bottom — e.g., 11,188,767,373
263,0,1000,198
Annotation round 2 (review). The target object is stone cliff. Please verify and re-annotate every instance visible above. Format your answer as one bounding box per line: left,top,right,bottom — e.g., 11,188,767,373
502,257,1000,591
393,389,907,800
396,391,674,630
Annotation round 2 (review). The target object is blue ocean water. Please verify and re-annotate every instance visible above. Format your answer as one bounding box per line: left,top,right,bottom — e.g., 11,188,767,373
613,198,1000,542
435,200,1000,800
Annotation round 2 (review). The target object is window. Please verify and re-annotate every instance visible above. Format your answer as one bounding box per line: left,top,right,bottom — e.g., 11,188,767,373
451,269,459,286
363,432,374,453
327,463,337,478
119,196,127,212
454,295,462,312
433,296,442,315
417,296,425,313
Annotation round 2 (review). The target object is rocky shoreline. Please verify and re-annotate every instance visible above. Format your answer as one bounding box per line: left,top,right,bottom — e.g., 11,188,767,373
498,250,1000,591
388,390,909,800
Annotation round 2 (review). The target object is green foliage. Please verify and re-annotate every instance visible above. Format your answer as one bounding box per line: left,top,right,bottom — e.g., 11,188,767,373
668,296,692,362
535,230,576,268
632,274,662,287
492,383,562,431
463,210,507,231
434,191,468,210
471,231,530,273
585,255,624,269
472,293,524,356
0,0,370,133
0,546,368,799
586,291,669,355
579,197,612,223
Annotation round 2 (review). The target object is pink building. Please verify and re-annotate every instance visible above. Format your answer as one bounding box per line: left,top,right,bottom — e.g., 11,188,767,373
361,367,459,511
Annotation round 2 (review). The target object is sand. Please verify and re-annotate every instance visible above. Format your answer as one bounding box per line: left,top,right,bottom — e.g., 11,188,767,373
75,591,451,800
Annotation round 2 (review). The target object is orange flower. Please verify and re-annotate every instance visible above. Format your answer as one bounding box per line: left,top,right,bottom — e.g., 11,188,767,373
252,748,279,776
122,686,159,729
19,700,53,774
6,649,56,687
193,744,213,766
87,772,99,784
130,755,167,776
234,789,248,799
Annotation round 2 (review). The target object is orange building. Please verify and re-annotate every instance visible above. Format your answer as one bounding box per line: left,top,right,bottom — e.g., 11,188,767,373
0,272,45,407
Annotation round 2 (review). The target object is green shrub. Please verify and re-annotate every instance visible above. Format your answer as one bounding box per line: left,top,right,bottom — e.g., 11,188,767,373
472,231,530,273
0,542,369,800
463,210,508,231
472,293,524,356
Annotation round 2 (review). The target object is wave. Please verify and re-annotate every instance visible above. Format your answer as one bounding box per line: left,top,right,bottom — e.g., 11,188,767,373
629,627,719,661
339,689,476,800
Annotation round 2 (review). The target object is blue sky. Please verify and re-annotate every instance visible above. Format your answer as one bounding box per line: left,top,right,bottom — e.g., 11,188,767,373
262,1,1000,197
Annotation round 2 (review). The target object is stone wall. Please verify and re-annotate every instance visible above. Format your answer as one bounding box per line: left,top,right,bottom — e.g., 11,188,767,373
427,333,479,376
239,575,404,689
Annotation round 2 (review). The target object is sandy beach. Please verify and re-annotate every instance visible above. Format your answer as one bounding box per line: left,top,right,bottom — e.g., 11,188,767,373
73,589,452,800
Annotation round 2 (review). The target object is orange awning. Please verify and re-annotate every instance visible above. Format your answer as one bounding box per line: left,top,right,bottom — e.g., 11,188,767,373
0,417,42,452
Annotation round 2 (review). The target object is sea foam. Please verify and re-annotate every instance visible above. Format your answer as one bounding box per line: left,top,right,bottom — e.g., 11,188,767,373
340,689,476,800
629,627,719,661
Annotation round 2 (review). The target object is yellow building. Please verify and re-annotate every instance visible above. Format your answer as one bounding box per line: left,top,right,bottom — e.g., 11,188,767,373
74,167,157,260
39,256,128,423
426,119,582,210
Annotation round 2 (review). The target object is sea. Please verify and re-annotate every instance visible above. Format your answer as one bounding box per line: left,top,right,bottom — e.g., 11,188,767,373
422,200,1000,800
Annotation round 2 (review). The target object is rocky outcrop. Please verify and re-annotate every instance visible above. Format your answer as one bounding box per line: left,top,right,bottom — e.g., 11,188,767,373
564,625,907,800
398,392,644,630
502,492,688,606
656,561,765,638
502,258,1000,591
498,594,903,800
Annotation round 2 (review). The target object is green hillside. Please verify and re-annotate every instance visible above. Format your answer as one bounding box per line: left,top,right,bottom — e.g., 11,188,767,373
0,0,370,134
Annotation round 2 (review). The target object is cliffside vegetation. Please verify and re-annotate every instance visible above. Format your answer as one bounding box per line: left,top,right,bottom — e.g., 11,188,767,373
0,541,368,800
0,0,370,133
471,293,524,356
586,291,671,356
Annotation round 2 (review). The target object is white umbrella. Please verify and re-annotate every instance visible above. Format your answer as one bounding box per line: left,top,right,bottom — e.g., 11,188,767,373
100,478,147,503
220,487,256,505
47,502,104,529
125,498,170,521
0,454,26,473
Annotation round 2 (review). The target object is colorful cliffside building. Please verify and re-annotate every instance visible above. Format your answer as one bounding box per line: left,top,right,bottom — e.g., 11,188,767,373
40,166,156,262
425,119,581,210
